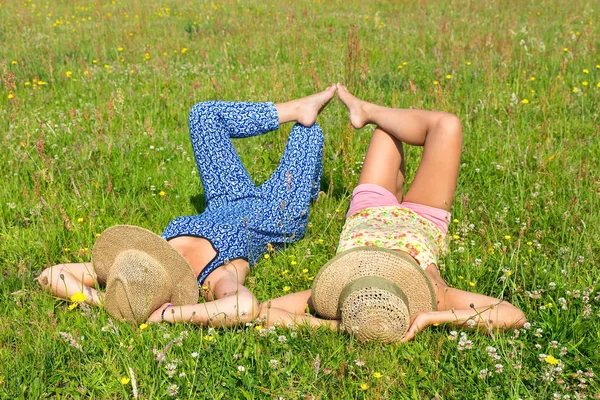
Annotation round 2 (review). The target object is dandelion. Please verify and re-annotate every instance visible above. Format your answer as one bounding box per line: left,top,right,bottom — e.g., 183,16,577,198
530,76,535,81
77,217,84,222
466,61,472,66
583,69,589,74
572,87,579,93
317,239,324,244
302,268,308,274
545,355,559,365
70,292,87,303
373,372,382,379
181,48,188,54
8,94,14,99
290,260,297,265
521,99,529,104
118,47,124,51
582,81,588,86
445,74,452,79
159,191,166,196
563,47,569,52
469,281,476,287
263,254,270,259
504,235,511,240
37,81,47,86
121,377,130,385
139,323,148,330
66,71,72,78
283,286,290,292
433,80,439,85
360,383,369,390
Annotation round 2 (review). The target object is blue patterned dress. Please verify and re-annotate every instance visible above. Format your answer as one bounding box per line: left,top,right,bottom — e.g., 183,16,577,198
162,101,323,284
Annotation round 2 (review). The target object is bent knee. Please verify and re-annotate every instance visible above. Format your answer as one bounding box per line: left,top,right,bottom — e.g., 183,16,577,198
189,101,219,124
437,114,463,143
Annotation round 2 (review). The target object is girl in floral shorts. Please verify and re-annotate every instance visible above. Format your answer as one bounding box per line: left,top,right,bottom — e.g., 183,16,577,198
259,83,526,341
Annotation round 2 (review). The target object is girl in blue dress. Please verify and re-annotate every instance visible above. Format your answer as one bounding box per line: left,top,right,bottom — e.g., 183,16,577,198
38,85,337,326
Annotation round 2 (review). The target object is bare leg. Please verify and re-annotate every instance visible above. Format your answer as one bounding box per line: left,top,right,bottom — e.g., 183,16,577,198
337,83,462,210
357,129,406,202
275,84,336,126
37,263,103,306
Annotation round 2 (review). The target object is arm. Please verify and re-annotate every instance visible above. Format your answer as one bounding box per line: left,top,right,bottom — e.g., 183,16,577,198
258,290,339,330
37,263,103,306
148,264,260,327
401,286,526,342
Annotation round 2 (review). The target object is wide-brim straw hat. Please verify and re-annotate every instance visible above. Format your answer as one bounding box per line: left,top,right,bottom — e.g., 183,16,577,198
92,225,199,323
311,246,436,343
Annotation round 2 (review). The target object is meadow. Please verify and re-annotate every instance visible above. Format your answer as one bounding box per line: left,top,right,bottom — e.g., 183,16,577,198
1,0,599,398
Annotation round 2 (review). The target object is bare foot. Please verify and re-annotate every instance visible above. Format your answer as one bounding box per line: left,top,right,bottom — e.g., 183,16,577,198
275,84,336,126
336,83,369,129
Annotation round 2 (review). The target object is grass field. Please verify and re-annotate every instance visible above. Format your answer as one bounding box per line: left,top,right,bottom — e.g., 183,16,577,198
1,0,599,398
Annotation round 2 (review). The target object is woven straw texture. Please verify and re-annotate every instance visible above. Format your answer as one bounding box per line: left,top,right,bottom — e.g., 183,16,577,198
340,286,410,342
312,246,436,319
93,225,199,322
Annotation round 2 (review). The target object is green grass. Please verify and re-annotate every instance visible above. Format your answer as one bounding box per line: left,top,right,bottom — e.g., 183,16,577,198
1,0,599,398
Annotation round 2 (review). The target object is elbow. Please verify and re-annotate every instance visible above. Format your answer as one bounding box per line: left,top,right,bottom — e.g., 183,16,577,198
37,264,61,290
236,294,261,325
501,301,527,329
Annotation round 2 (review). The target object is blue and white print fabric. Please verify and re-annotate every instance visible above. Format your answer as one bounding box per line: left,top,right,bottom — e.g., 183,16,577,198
162,101,324,285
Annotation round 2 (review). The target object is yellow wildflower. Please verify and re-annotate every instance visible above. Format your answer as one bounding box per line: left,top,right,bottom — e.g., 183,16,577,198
469,281,476,287
181,48,188,54
582,81,588,86
572,87,579,93
433,80,439,85
563,47,569,52
302,268,308,274
283,286,290,292
445,74,452,79
70,292,87,303
263,254,270,259
159,191,166,196
77,217,84,222
521,99,529,104
254,325,262,331
8,94,14,99
118,47,124,52
466,61,472,65
545,355,559,365
360,383,369,390
68,303,79,310
290,260,297,266
504,235,511,240
373,372,382,379
66,71,72,78
583,69,589,74
139,323,148,330
121,377,130,385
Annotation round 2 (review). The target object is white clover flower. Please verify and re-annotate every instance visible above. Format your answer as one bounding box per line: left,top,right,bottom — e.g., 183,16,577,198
237,365,245,372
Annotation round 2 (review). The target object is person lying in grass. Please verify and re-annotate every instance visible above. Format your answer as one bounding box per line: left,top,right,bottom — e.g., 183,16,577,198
38,85,338,326
258,83,526,341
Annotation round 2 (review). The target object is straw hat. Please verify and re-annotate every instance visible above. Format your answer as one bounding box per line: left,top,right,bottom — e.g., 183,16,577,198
92,225,199,323
311,246,436,343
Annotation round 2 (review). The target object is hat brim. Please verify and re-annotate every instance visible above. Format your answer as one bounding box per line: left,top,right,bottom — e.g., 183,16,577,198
92,225,199,307
311,246,436,320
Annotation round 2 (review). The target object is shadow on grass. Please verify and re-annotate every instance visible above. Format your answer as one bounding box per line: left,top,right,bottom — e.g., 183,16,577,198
189,193,207,214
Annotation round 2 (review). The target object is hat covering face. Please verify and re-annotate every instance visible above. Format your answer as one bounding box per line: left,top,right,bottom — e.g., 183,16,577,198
311,246,436,342
93,225,199,323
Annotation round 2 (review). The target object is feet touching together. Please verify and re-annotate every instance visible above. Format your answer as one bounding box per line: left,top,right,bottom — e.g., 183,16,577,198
276,82,371,128
275,83,336,126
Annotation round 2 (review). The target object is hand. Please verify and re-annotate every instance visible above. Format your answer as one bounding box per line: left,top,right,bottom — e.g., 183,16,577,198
148,303,174,323
400,312,432,342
